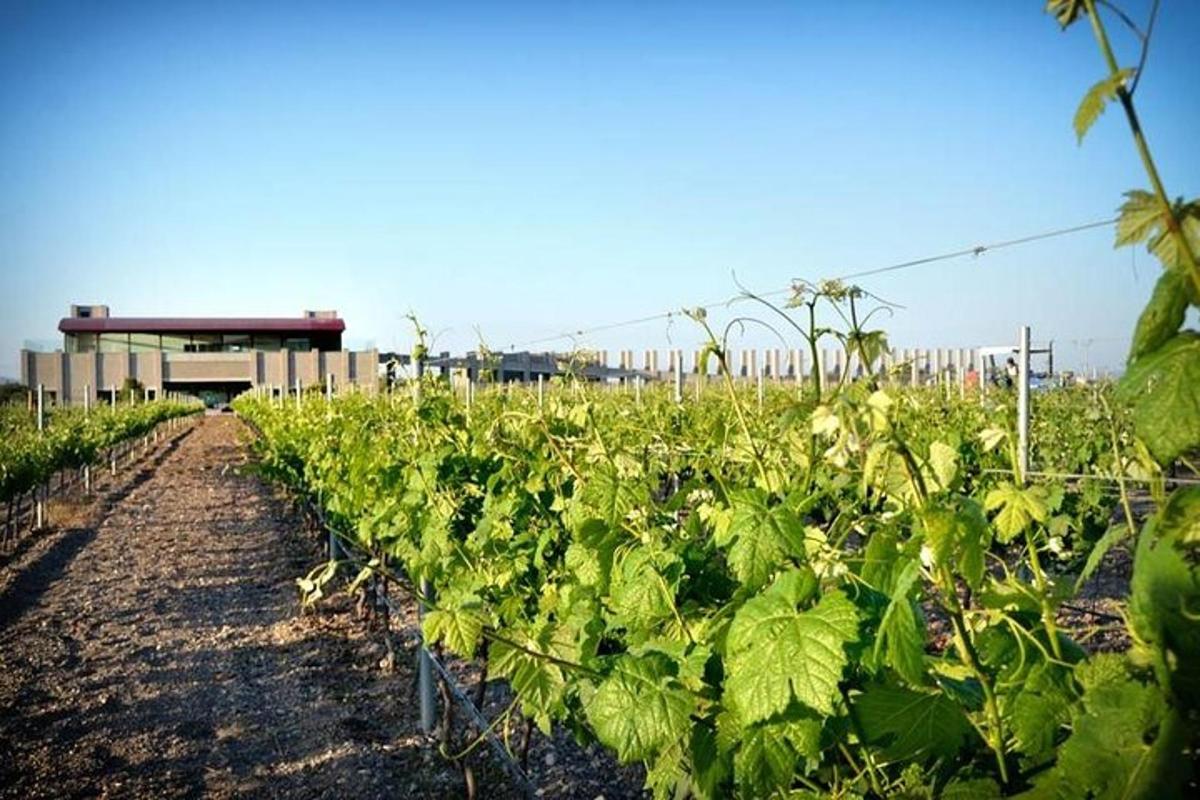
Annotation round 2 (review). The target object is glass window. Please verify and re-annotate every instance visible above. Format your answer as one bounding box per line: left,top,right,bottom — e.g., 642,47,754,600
98,333,129,353
160,335,190,352
252,336,281,351
186,334,222,353
130,333,161,352
223,333,251,352
66,333,98,353
284,338,310,352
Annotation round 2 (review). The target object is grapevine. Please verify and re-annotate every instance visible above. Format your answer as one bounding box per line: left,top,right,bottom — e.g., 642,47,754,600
232,3,1200,796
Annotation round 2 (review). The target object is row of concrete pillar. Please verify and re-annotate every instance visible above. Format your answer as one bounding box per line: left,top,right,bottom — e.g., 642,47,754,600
602,347,984,383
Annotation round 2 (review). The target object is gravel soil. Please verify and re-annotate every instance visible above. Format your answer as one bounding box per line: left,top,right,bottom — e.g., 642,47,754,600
0,416,491,799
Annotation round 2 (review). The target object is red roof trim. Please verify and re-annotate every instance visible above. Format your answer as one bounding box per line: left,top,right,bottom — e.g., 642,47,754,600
59,317,346,334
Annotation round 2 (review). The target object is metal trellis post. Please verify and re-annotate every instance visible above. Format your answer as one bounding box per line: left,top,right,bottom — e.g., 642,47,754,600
36,385,45,529
83,385,91,495
1017,326,1031,483
418,577,438,734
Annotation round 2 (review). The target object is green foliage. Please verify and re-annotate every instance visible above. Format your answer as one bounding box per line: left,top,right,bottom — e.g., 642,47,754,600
1129,487,1200,707
422,603,486,658
1073,68,1133,143
0,400,201,502
1116,332,1200,463
720,488,807,591
984,482,1049,543
1116,192,1200,274
236,373,1155,798
1045,0,1087,28
724,590,860,722
1128,268,1192,363
873,559,926,685
853,684,974,762
1020,656,1189,800
585,654,695,763
1052,2,1200,796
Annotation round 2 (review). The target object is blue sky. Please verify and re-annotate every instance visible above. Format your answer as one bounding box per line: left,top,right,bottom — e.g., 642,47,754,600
2,0,1197,378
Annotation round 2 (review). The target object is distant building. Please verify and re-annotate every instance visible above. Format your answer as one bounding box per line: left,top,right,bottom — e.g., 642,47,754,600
21,305,377,404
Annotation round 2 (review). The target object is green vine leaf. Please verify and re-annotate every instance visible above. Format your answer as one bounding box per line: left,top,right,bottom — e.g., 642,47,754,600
873,558,927,686
724,590,860,722
1116,192,1200,274
1008,663,1075,764
1129,486,1200,707
1116,190,1166,248
927,441,960,492
1116,331,1200,463
1020,655,1188,800
921,499,991,589
1151,202,1200,273
1045,0,1087,28
609,548,676,633
852,684,974,762
1074,522,1128,593
688,724,730,800
943,778,1002,800
584,653,695,763
488,631,567,734
723,488,807,591
422,603,485,658
1129,268,1192,363
984,482,1050,543
733,721,798,796
1074,68,1134,144
733,715,822,796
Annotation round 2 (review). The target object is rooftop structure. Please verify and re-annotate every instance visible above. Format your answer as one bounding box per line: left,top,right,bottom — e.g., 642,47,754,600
58,304,345,354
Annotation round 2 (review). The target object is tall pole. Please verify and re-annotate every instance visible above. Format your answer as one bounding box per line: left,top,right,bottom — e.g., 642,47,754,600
1017,326,1031,483
416,341,437,732
418,576,437,733
673,351,683,404
36,385,45,529
83,385,92,495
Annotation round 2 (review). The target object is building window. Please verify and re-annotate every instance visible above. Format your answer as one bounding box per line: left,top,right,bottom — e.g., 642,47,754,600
223,334,251,352
130,333,161,352
284,338,310,352
65,333,98,353
99,333,129,353
161,335,190,352
186,334,222,353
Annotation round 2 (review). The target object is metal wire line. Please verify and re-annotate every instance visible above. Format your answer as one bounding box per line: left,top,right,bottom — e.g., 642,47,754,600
507,216,1117,351
980,468,1200,487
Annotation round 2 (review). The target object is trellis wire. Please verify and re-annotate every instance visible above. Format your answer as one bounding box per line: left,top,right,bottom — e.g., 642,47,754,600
508,216,1116,350
980,468,1200,487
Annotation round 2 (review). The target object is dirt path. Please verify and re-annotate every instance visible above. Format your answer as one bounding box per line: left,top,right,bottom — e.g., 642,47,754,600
0,416,469,799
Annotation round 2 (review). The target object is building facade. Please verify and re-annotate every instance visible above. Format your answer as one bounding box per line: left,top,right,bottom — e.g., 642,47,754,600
21,305,377,404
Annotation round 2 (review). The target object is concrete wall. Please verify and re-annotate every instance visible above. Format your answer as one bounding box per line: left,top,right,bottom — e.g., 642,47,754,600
20,348,378,404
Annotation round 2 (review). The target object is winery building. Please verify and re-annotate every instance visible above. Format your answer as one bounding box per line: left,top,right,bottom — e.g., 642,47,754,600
21,305,378,404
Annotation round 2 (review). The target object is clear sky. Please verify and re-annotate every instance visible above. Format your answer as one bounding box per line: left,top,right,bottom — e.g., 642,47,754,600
2,0,1197,379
